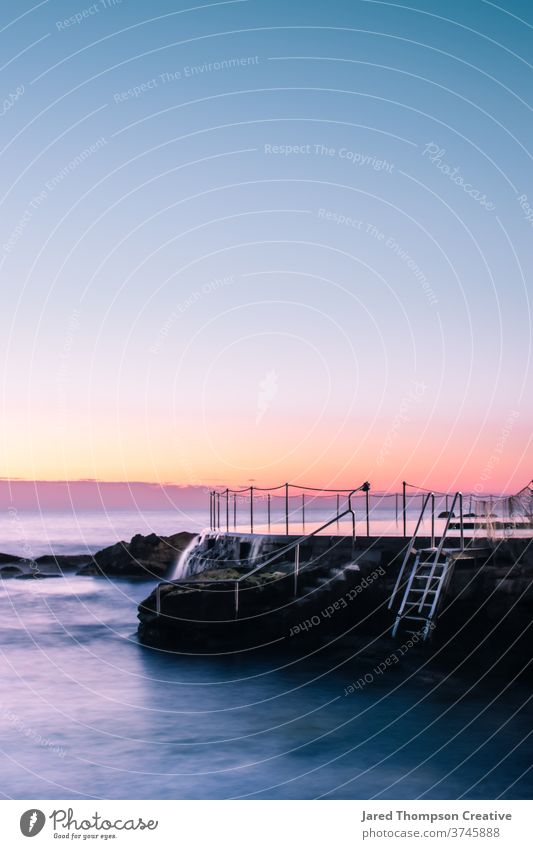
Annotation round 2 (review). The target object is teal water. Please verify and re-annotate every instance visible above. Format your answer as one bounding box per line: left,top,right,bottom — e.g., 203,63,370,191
0,574,530,800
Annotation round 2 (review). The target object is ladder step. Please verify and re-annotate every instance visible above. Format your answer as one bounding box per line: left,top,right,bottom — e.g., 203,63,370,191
409,588,437,593
402,615,428,621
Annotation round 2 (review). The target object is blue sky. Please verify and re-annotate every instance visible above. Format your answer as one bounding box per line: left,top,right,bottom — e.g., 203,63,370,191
0,0,531,495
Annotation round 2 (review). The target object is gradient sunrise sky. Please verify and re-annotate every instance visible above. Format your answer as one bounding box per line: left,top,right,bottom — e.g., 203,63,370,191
0,0,531,498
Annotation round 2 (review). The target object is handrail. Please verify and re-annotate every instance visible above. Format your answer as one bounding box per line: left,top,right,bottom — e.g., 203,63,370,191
238,504,356,582
435,491,464,559
232,486,366,618
418,491,464,611
388,491,434,610
210,480,372,535
389,489,465,612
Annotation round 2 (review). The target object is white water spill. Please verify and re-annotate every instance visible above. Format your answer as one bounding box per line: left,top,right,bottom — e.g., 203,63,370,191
171,529,211,580
171,532,270,580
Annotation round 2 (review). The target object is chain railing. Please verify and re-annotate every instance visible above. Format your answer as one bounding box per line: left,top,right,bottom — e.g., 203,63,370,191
207,480,505,538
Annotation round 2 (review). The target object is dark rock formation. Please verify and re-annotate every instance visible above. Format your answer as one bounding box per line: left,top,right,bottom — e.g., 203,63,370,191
78,531,196,578
137,558,387,652
35,554,91,569
137,533,533,665
15,572,61,579
0,553,25,564
0,565,23,577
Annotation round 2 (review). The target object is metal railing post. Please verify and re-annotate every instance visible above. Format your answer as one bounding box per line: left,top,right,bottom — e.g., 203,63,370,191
267,493,271,530
294,543,300,595
302,494,305,529
225,488,229,533
402,481,407,537
250,486,254,533
285,483,289,535
336,493,340,528
431,492,435,548
233,493,237,530
209,492,213,530
217,492,220,529
365,486,370,536
459,492,464,550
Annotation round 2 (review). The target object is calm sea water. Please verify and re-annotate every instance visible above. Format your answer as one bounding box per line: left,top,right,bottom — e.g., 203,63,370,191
0,505,514,560
0,510,531,800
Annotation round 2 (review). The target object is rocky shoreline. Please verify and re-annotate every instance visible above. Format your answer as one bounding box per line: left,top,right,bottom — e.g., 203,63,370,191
136,533,533,680
0,530,196,580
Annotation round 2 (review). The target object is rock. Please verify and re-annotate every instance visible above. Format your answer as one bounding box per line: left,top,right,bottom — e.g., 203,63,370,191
35,554,91,568
15,572,61,579
0,553,25,564
77,531,197,578
137,560,388,651
0,565,23,577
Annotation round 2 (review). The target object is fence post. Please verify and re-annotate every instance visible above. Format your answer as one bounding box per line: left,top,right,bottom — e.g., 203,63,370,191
459,492,464,550
294,544,300,595
302,493,305,529
250,486,254,533
209,492,213,530
336,493,340,528
431,493,435,548
267,493,271,530
402,481,407,537
285,483,289,535
233,493,237,530
365,486,370,536
225,488,229,533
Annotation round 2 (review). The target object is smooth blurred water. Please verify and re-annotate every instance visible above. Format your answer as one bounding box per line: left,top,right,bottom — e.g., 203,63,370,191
1,504,521,560
0,574,531,800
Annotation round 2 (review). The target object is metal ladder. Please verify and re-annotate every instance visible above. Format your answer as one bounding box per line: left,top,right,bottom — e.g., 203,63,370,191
389,491,464,641
391,547,455,640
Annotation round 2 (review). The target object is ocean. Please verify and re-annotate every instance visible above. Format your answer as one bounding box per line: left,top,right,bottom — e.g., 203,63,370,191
0,504,517,561
0,508,531,799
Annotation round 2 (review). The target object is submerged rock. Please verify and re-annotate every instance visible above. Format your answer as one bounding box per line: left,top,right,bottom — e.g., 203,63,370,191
78,531,197,579
15,572,61,579
0,565,23,577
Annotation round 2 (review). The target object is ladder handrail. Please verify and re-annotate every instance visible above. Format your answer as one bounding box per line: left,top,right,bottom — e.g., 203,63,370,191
434,490,464,561
388,491,434,610
418,491,464,611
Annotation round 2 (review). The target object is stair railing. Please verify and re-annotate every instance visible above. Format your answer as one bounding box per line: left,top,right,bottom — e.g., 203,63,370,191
155,484,369,621
233,485,367,618
388,491,435,610
418,491,464,611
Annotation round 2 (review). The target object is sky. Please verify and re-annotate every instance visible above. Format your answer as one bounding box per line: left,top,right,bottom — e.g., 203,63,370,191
0,0,532,503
